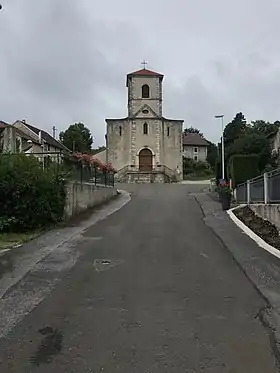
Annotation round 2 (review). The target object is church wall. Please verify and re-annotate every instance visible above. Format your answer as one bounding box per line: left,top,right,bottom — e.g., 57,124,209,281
106,119,130,171
128,77,162,117
94,149,107,164
162,120,183,176
133,119,161,167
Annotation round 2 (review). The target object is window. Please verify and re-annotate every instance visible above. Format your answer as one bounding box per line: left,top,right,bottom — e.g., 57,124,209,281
142,109,149,114
143,122,148,135
167,127,170,137
194,155,198,161
119,126,122,136
142,84,150,98
194,147,198,153
47,144,51,151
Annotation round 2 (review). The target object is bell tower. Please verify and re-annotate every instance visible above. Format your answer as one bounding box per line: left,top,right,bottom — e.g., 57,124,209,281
126,63,164,118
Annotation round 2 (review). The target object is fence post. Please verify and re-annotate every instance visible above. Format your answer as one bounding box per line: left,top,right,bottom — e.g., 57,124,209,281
94,167,97,185
104,170,107,186
247,180,251,204
264,172,268,204
80,164,83,183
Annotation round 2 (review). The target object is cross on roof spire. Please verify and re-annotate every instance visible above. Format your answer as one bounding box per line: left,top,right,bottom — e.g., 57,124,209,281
141,60,148,69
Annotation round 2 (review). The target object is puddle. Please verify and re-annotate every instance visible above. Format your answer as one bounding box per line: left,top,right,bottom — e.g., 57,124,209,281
30,326,63,366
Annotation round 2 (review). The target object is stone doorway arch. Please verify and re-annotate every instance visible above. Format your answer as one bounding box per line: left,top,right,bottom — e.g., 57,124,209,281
139,148,153,171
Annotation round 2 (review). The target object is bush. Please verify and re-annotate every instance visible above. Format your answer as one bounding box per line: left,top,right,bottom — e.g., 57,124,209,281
229,154,259,189
0,154,66,232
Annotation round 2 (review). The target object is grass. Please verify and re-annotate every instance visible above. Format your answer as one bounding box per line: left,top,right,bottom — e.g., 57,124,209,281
0,231,41,250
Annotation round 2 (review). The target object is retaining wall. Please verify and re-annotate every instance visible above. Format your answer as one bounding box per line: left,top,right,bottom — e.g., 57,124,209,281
65,181,117,219
250,204,280,230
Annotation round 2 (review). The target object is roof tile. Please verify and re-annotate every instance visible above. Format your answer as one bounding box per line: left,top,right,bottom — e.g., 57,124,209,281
183,133,209,146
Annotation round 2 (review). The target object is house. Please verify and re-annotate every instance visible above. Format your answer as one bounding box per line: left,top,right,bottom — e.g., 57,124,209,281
13,120,70,154
182,133,209,162
0,121,41,153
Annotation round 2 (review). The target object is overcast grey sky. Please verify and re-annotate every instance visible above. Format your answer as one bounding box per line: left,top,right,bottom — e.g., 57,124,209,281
0,0,279,146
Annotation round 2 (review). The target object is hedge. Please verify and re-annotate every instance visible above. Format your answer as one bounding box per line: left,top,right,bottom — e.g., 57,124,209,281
228,154,259,189
0,154,66,232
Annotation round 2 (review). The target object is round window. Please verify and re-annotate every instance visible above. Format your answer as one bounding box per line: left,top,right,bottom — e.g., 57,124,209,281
142,109,149,114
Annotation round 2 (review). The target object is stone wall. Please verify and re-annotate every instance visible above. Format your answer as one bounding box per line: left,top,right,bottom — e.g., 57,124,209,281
250,204,280,230
65,181,117,219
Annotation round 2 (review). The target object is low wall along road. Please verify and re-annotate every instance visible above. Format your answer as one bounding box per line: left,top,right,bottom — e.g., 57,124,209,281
65,181,117,219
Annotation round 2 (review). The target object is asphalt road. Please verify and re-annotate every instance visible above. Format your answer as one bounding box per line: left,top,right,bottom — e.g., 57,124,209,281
0,184,278,372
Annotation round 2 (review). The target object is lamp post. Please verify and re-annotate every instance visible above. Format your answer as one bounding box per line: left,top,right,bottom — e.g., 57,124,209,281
215,115,225,180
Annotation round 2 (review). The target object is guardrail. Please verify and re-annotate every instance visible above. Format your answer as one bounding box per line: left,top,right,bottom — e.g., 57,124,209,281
235,168,280,204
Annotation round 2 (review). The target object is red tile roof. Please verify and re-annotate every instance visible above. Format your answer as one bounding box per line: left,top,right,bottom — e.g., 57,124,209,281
127,68,164,78
183,133,209,146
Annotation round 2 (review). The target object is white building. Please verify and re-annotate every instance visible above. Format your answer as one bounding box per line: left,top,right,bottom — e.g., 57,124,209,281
105,67,184,183
182,133,208,162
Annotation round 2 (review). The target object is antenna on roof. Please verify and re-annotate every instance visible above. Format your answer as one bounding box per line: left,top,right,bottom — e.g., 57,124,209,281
141,60,148,69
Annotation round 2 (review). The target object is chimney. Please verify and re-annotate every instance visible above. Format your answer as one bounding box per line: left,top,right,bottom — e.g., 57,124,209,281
52,126,56,139
38,131,42,144
22,119,26,124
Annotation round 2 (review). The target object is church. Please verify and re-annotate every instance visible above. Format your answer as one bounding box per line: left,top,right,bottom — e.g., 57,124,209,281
105,65,184,183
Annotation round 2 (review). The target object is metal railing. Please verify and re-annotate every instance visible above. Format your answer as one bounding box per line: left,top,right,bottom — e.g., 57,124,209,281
0,152,115,187
235,167,280,204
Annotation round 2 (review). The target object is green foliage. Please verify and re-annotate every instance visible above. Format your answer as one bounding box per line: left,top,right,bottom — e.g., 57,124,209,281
183,157,213,179
223,112,248,148
229,154,259,188
206,141,218,169
226,133,271,172
250,120,280,138
0,154,66,232
183,127,203,137
59,122,93,153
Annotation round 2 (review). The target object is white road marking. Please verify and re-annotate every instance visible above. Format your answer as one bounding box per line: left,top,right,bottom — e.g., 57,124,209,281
227,206,280,259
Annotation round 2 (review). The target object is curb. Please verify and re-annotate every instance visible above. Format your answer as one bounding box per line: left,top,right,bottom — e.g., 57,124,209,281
227,205,280,259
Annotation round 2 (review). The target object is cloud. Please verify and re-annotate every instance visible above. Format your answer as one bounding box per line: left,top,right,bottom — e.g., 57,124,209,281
0,0,280,145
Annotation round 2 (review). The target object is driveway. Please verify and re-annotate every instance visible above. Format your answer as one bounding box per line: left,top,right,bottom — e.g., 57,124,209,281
0,184,278,372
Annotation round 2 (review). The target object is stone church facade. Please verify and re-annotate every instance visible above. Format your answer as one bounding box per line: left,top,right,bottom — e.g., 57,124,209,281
105,67,184,183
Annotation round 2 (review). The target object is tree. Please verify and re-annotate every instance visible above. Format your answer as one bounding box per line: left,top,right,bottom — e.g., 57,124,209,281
59,122,93,153
206,141,218,169
183,126,203,137
250,120,280,138
223,112,248,148
226,133,271,172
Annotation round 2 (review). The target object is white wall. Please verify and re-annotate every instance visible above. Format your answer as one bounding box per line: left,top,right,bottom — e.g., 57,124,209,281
183,145,207,161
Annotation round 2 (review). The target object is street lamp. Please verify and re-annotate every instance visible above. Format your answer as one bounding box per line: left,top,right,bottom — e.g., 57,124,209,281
215,115,225,180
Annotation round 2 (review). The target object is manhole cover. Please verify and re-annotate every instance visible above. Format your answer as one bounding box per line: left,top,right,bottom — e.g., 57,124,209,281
94,259,123,272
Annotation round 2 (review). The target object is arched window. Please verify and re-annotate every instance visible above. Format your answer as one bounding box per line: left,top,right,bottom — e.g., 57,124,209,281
143,122,148,135
119,126,122,136
167,127,170,137
142,84,150,98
